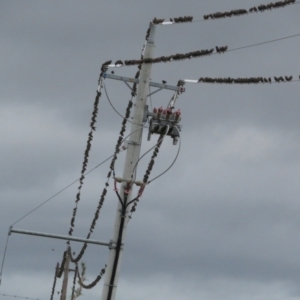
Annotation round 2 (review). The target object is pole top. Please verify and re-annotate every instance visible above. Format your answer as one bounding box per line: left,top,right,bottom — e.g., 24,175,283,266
147,24,156,44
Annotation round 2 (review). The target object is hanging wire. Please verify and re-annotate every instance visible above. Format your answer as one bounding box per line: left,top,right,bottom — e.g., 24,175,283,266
103,81,149,128
9,153,116,227
71,263,78,300
147,128,181,185
0,295,44,300
68,84,102,238
227,33,300,53
50,263,59,300
186,75,298,84
130,126,170,184
75,262,106,289
67,96,135,263
0,229,11,286
150,1,300,24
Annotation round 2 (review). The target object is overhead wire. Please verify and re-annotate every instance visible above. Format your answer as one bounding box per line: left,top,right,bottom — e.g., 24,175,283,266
75,262,106,289
130,126,170,184
150,0,300,24
50,263,59,300
103,81,149,128
67,96,135,263
186,75,298,84
147,128,181,185
0,231,10,286
9,155,115,228
0,295,44,300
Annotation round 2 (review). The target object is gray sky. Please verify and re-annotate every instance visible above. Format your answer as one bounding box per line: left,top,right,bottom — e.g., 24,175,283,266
1,1,300,300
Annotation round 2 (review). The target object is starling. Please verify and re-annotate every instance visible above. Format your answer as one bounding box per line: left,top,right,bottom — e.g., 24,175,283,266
285,76,293,81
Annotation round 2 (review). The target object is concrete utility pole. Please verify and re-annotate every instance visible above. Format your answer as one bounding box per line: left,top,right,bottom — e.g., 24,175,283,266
101,24,156,300
61,252,70,300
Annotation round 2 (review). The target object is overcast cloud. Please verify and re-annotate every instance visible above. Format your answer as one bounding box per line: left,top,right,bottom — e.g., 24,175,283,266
1,1,300,300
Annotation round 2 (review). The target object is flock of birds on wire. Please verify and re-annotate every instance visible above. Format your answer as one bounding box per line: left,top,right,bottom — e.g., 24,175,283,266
149,0,297,23
203,0,296,20
197,75,296,84
99,45,228,69
3,0,297,298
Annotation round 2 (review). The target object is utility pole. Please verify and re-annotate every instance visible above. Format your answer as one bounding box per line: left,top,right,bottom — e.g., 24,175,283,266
61,252,70,300
101,24,156,300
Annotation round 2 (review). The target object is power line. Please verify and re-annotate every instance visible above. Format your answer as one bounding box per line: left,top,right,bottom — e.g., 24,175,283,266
153,0,300,24
0,294,44,300
10,154,115,227
227,33,300,53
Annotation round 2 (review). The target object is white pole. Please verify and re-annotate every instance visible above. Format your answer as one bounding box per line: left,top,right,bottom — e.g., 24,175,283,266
101,25,156,300
61,253,70,300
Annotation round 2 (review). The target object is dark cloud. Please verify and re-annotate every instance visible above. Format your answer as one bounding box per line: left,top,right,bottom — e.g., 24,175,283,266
1,1,300,300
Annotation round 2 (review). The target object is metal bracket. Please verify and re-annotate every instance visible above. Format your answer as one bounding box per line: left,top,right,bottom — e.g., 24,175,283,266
109,240,124,250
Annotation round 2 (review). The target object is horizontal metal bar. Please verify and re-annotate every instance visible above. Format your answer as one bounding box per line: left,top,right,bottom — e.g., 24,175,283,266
10,228,111,247
103,73,185,92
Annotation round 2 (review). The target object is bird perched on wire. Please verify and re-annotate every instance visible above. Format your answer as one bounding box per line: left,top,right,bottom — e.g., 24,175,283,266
285,76,293,81
115,60,123,66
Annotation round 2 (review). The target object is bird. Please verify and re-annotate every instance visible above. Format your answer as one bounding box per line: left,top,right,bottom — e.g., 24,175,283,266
162,80,167,84
103,60,112,65
285,76,293,81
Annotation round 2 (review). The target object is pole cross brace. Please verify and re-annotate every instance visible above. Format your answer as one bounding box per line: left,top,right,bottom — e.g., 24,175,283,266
10,228,111,247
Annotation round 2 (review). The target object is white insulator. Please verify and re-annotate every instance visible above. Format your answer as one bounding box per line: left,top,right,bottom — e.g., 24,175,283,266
108,64,123,68
183,79,198,83
134,181,144,186
114,177,123,183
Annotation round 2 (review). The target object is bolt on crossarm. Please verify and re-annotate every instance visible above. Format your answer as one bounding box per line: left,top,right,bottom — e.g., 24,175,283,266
101,24,156,300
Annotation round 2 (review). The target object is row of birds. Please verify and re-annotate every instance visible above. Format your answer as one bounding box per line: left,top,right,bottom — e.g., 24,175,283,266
249,0,296,12
152,16,193,24
203,0,295,20
197,76,296,84
100,46,228,69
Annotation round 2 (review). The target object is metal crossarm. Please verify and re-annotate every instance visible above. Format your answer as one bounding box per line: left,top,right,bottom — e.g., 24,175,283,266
103,73,185,93
10,228,111,247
